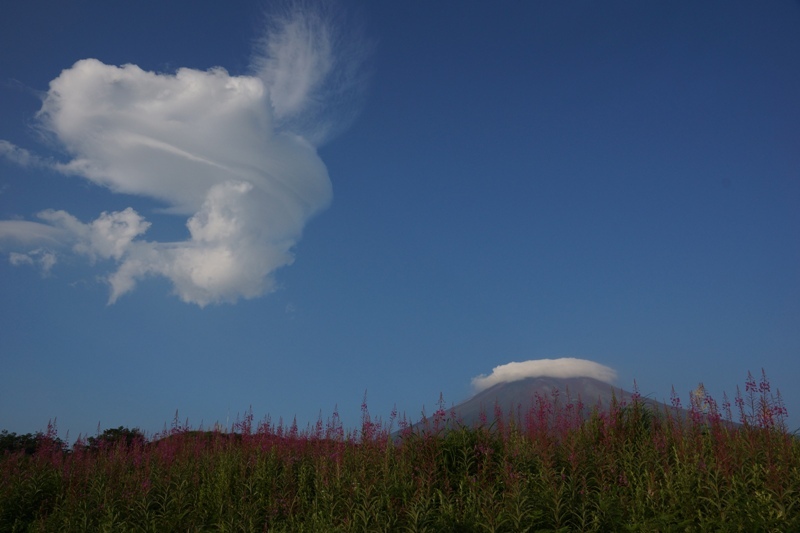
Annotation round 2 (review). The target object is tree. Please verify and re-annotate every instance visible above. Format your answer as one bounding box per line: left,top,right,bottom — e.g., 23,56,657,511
85,426,146,451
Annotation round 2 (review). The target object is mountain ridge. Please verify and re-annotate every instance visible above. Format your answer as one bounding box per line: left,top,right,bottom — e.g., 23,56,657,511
412,376,678,431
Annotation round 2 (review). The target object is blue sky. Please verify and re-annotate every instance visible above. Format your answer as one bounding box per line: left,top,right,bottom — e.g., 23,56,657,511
1,1,798,439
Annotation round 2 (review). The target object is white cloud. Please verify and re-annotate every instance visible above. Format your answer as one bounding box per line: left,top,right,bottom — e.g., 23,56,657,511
103,181,298,306
0,140,36,167
471,358,618,392
9,249,57,275
36,208,151,262
251,1,372,145
0,2,368,306
0,220,68,245
8,252,34,266
37,59,332,216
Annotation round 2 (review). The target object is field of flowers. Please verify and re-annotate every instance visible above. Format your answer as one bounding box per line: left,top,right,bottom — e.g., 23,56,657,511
2,371,798,532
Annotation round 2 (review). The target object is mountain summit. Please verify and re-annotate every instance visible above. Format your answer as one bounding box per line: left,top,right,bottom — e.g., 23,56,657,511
436,376,666,430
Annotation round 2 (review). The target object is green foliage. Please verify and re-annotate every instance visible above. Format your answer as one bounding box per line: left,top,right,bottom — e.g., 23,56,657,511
0,431,39,456
83,426,145,451
0,429,65,456
2,377,798,531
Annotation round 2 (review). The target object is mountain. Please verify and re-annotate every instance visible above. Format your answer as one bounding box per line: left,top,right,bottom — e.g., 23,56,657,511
412,376,675,432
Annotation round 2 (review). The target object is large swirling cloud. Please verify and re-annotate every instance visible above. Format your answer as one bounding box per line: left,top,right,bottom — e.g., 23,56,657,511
0,2,369,306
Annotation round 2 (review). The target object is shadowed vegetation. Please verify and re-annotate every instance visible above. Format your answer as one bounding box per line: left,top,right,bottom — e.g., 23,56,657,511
2,371,797,531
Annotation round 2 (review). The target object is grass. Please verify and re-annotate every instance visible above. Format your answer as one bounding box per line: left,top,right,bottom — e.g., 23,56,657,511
1,370,798,532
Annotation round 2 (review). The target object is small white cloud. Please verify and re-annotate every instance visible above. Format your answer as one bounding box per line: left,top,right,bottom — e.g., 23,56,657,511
471,358,618,392
0,2,369,306
9,252,34,266
83,208,151,261
0,140,43,168
9,248,57,275
39,250,57,274
36,208,150,262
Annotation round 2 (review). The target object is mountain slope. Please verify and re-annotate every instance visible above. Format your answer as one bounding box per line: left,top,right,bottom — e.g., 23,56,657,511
417,376,675,431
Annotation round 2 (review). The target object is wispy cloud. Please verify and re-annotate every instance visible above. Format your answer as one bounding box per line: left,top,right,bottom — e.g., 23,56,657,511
471,358,618,392
0,2,369,306
252,0,372,145
9,249,57,276
0,140,50,169
0,219,68,245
